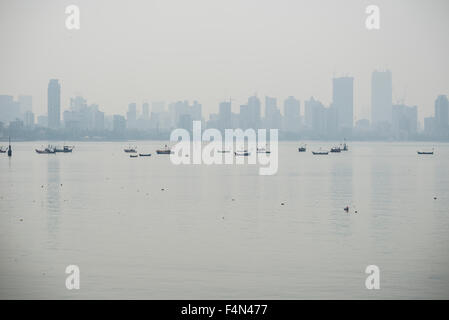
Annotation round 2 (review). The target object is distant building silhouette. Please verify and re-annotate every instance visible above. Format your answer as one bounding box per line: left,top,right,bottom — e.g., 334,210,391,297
435,95,448,133
218,100,232,131
127,103,137,129
265,96,281,129
371,70,392,127
304,97,326,135
283,96,300,133
47,79,61,129
113,115,126,134
142,102,150,119
24,110,35,128
332,76,354,130
247,95,261,129
392,104,418,138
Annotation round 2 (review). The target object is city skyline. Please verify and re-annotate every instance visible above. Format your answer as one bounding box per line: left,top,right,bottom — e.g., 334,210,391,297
1,72,449,141
1,0,449,121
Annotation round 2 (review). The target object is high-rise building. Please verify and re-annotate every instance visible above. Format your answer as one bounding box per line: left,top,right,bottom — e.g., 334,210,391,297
113,115,126,134
333,76,354,130
142,102,150,119
283,96,300,133
265,96,277,119
37,115,48,127
264,96,281,129
247,95,261,129
48,79,61,129
127,103,137,129
304,97,326,135
435,95,449,133
218,101,232,130
24,110,35,128
371,70,392,126
392,104,418,136
424,117,436,135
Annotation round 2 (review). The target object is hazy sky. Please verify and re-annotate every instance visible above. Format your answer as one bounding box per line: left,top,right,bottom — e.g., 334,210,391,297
1,0,448,123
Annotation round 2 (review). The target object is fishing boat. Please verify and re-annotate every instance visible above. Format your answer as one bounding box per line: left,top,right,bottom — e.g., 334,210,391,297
298,144,307,152
417,148,434,155
0,146,6,153
55,145,74,153
342,139,348,151
130,154,138,158
124,146,137,153
156,145,173,154
312,148,329,155
36,145,56,154
256,147,271,154
330,146,341,153
234,150,250,156
139,153,152,157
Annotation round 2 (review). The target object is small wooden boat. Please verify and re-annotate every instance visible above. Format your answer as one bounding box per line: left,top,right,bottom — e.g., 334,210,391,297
234,150,250,156
124,146,137,153
298,145,306,152
139,153,152,157
156,145,173,154
312,148,329,155
417,151,434,155
36,146,56,154
0,147,6,153
130,154,138,158
217,150,230,153
55,145,74,153
330,146,341,153
256,147,271,154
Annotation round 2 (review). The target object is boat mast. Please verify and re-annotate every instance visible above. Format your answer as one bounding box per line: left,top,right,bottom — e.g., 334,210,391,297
7,136,12,157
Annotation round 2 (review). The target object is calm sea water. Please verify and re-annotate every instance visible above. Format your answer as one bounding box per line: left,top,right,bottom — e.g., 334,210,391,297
1,141,448,299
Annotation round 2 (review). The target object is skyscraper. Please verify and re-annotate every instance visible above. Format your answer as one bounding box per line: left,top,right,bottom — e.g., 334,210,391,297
371,70,392,126
142,102,150,119
435,95,449,132
218,100,232,130
265,96,280,129
283,96,300,133
247,95,261,129
304,97,326,135
332,76,354,130
392,104,418,136
127,103,137,129
48,79,61,129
